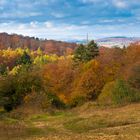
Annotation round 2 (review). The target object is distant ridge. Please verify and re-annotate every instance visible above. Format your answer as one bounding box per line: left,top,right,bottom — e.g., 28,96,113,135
96,36,140,48
97,36,140,42
0,32,77,56
67,36,140,47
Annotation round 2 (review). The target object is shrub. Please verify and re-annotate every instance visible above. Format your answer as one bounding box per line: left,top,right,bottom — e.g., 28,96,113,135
98,81,115,105
112,80,137,104
128,63,140,90
45,93,66,109
0,67,43,112
69,96,87,108
0,76,16,111
98,79,140,105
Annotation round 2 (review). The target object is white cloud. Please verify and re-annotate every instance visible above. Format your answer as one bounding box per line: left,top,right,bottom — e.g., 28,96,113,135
0,11,42,18
81,0,129,9
51,12,65,18
0,0,46,19
0,21,140,40
0,21,88,40
44,21,54,28
112,0,127,8
0,0,7,5
30,21,39,28
81,21,90,25
81,0,99,3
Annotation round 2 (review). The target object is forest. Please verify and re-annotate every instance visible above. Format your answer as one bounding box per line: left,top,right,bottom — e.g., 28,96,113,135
0,33,140,111
0,34,140,139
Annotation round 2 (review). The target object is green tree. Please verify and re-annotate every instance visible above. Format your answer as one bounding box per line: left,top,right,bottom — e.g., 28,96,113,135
98,79,140,105
0,67,43,112
86,40,99,61
16,51,32,65
73,44,87,63
73,40,99,63
0,64,7,75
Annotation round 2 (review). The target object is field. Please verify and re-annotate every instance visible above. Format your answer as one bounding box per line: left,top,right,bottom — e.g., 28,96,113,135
0,102,140,140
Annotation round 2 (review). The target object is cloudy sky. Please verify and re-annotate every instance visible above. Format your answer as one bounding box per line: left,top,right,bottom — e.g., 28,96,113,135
0,0,140,40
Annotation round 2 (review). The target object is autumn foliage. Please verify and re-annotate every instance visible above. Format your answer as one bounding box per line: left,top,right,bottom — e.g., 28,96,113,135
0,39,140,111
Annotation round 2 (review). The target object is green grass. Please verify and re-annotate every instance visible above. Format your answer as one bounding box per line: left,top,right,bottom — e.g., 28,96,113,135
29,114,49,122
25,127,45,136
0,103,140,139
29,111,74,122
63,116,137,133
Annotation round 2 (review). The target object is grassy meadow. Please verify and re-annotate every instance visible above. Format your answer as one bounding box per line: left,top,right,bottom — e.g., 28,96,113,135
0,102,140,140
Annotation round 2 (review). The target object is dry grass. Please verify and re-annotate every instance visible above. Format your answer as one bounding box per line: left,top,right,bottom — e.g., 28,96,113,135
0,103,140,140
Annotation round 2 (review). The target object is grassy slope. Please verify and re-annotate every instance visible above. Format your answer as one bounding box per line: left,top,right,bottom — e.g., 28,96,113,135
0,103,140,140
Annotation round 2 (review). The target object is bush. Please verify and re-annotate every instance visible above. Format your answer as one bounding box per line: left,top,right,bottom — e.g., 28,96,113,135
112,80,137,104
128,63,140,90
45,93,66,109
98,79,140,105
0,76,16,111
69,96,87,108
98,81,115,105
0,66,43,112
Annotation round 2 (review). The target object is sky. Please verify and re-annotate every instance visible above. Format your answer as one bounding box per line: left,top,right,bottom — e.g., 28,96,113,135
0,0,140,40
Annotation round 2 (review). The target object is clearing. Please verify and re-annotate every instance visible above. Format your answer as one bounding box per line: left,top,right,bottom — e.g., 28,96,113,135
0,102,140,140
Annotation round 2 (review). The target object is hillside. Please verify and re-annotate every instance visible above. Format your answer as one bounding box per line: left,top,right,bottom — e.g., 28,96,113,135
1,102,140,140
0,36,140,140
0,33,77,56
96,37,140,48
67,37,140,48
1,0,140,140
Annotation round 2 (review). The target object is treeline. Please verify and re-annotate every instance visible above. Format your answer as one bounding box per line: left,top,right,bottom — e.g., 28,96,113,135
0,33,77,56
0,40,140,112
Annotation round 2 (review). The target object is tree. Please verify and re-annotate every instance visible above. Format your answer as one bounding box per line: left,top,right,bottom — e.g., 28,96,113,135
97,47,124,83
98,79,140,105
37,47,43,56
0,64,7,75
43,59,76,103
73,44,87,63
71,60,104,100
128,63,140,90
16,51,32,65
73,40,99,63
86,40,99,61
0,67,43,112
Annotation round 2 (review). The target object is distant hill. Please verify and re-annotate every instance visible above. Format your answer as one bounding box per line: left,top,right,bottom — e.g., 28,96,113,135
0,33,77,56
1,33,139,53
96,36,140,48
67,36,140,48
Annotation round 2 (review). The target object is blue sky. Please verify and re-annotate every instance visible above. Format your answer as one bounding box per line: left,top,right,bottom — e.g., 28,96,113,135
0,0,140,40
